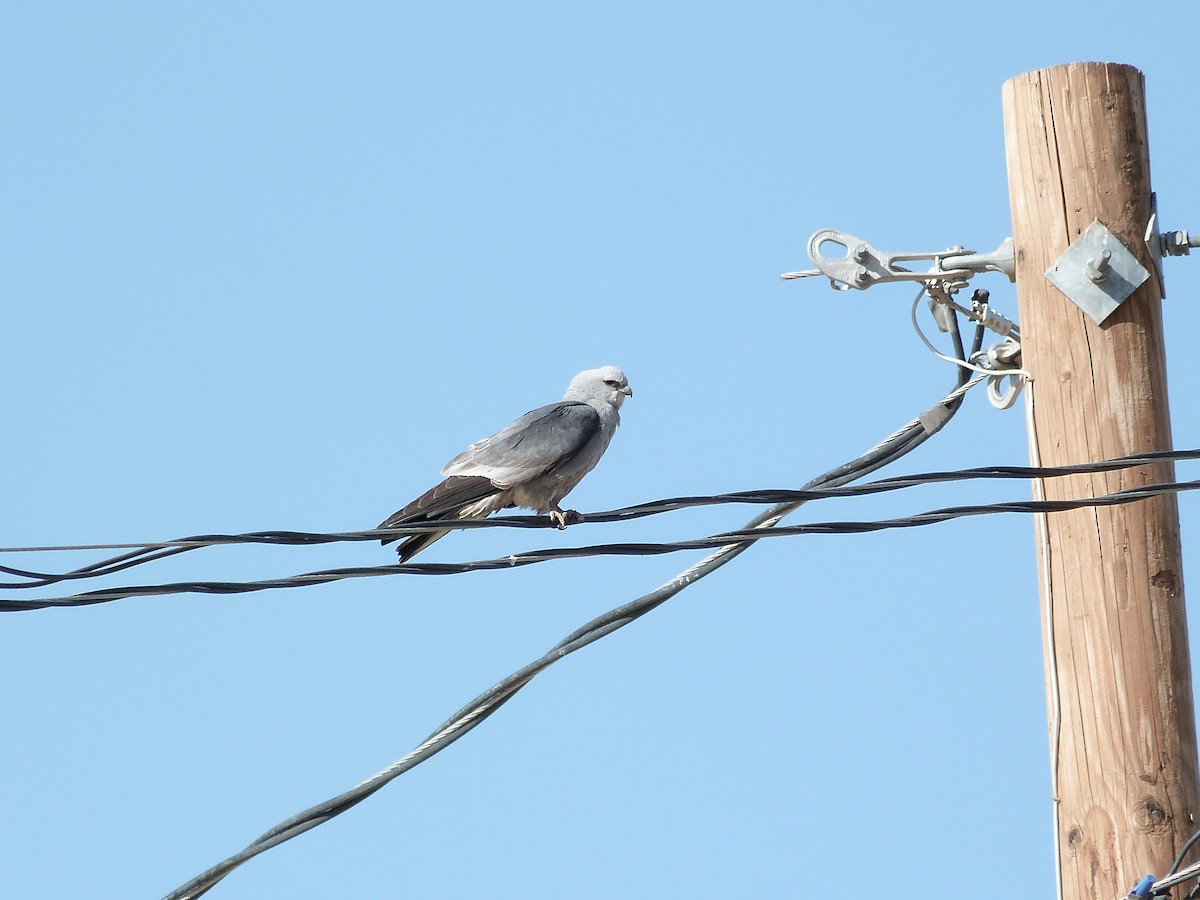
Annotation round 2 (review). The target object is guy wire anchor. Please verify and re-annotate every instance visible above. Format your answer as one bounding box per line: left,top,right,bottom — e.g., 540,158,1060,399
781,228,1015,290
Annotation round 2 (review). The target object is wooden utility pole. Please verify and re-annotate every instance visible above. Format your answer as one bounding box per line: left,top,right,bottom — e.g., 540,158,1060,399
1002,62,1198,899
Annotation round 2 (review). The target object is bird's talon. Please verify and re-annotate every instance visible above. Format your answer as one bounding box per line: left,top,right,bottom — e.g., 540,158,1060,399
549,509,583,529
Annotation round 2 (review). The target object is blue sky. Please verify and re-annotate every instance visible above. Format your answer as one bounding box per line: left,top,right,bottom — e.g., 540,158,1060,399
4,3,1200,898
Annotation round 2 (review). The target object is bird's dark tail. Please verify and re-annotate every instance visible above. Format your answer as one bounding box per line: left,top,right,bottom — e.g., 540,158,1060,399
394,529,448,562
378,475,498,561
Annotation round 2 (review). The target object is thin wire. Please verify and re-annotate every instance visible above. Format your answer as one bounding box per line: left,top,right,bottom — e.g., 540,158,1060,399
910,284,1031,381
1028,378,1064,900
161,338,981,899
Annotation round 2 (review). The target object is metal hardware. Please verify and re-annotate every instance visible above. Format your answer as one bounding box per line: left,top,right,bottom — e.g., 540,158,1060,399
781,229,1015,290
929,296,957,333
1044,219,1150,325
981,336,1022,370
1143,193,1199,299
942,237,1015,281
1085,249,1113,283
1144,194,1166,297
969,287,1018,337
1146,200,1200,259
1152,222,1200,257
783,229,1027,413
1161,230,1200,255
970,333,1024,410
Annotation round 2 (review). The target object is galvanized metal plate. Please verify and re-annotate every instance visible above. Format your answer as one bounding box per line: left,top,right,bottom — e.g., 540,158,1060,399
1045,219,1149,324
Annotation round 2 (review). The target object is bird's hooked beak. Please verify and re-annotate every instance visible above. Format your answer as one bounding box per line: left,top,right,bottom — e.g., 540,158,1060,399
622,385,633,398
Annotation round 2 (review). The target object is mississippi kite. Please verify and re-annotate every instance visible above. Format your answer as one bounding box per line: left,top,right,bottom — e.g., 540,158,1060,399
379,366,633,561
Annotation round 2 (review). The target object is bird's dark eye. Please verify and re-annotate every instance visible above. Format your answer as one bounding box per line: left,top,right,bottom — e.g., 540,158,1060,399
604,379,620,387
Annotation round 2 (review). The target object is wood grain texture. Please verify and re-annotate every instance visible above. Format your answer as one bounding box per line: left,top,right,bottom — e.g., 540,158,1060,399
1003,62,1197,899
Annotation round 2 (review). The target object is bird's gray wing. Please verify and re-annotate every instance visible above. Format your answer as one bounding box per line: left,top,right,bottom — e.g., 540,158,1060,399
378,475,498,529
441,401,601,487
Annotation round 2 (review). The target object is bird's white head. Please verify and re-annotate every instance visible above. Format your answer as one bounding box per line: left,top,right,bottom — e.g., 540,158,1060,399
564,365,633,409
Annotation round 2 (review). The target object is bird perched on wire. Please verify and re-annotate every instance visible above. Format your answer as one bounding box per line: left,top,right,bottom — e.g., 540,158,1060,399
379,365,633,562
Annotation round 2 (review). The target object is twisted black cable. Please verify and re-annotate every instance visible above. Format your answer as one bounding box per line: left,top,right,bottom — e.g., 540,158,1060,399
4,476,1195,613
4,449,1196,592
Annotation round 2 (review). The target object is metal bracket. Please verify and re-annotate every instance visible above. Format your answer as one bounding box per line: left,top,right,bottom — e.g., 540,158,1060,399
1145,192,1200,300
1144,194,1167,299
1044,219,1149,325
942,238,1016,281
1147,210,1200,260
781,229,1014,291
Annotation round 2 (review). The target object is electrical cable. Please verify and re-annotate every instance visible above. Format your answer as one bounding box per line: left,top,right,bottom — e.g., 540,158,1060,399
5,450,1198,591
6,475,1196,613
1169,828,1200,879
1,443,1192,561
1134,857,1200,897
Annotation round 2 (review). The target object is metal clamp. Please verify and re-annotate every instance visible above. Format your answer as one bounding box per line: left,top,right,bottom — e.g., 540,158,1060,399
1146,195,1200,259
1143,193,1199,299
782,229,1015,290
1159,230,1200,256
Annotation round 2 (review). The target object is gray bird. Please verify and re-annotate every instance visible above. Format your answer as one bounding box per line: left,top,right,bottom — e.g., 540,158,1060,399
379,366,632,561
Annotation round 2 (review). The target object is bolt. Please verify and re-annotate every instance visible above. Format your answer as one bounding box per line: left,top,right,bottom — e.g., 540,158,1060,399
1163,230,1196,257
852,243,869,263
1085,249,1113,283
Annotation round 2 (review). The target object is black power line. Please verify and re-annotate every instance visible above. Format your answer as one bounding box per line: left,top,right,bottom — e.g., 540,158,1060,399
2,470,1196,612
5,446,1199,565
